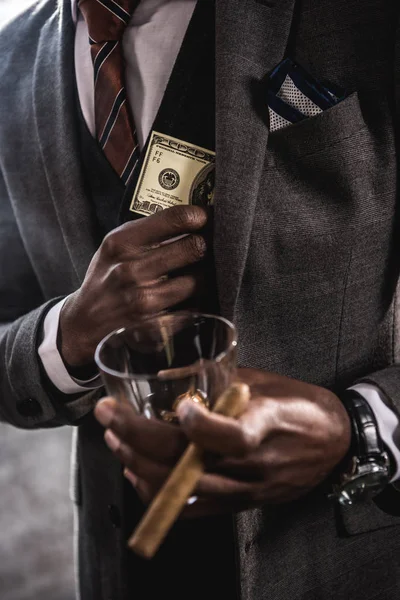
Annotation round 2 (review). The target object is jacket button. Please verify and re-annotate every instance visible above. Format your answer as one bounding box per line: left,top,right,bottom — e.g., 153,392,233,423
16,398,43,418
108,504,121,528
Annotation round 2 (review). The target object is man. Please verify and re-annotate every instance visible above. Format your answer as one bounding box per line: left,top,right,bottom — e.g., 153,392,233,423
1,0,400,598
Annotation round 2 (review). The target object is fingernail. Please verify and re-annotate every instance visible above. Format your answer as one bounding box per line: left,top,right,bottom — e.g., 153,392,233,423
124,468,138,487
95,399,116,427
104,429,120,452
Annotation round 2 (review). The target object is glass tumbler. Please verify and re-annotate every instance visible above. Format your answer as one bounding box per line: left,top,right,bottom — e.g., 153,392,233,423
94,312,237,423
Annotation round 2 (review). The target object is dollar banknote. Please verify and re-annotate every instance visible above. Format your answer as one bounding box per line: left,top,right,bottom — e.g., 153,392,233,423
130,131,215,217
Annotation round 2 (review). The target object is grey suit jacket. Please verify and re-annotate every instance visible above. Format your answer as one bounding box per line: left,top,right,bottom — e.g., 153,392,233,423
1,0,400,599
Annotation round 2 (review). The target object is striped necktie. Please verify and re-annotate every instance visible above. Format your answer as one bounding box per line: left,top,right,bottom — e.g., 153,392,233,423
78,0,140,185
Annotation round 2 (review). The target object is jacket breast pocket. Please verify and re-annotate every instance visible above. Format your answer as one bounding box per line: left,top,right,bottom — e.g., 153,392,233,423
259,88,395,261
261,90,381,251
267,91,365,156
239,89,396,387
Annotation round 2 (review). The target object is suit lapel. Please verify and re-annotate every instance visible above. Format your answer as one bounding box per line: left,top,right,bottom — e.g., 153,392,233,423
32,0,97,286
214,0,297,320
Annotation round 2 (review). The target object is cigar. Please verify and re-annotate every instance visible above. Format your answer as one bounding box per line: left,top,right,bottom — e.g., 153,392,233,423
128,382,250,559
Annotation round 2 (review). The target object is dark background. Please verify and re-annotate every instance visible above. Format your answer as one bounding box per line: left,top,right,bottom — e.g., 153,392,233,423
0,3,75,599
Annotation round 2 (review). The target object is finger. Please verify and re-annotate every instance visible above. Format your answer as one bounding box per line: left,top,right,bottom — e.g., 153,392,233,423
103,206,208,259
104,430,171,485
212,432,320,480
210,445,276,481
124,468,138,488
112,234,207,285
95,398,187,464
192,470,308,508
177,401,248,455
157,362,202,381
125,474,156,506
127,475,265,518
104,425,262,497
124,471,264,517
194,472,262,500
177,397,275,456
107,426,263,503
115,440,263,500
123,274,205,317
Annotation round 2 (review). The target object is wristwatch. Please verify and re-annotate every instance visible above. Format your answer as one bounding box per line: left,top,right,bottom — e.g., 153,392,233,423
331,390,392,506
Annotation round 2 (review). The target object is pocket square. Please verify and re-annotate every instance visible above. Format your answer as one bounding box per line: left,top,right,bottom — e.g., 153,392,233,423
266,58,346,132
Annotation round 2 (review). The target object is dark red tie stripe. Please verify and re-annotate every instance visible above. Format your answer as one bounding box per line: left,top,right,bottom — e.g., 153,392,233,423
78,0,140,184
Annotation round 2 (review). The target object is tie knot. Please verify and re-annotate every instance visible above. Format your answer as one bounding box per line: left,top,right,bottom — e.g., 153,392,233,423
78,0,138,42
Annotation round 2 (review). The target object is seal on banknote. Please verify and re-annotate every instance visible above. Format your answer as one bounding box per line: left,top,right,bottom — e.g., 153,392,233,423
158,168,180,191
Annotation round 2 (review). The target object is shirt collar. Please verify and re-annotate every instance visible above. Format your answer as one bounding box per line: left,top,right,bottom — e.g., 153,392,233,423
71,0,176,29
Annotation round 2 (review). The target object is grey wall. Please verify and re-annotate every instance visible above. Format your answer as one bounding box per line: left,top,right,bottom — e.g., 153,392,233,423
0,2,75,600
0,426,75,600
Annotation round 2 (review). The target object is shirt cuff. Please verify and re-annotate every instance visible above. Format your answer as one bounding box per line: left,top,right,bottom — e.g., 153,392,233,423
351,383,400,483
38,297,102,394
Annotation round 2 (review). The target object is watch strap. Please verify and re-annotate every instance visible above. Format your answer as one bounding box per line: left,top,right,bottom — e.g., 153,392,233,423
330,390,392,505
341,390,385,461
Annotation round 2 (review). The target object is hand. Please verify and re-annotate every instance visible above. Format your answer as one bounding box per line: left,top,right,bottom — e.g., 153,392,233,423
95,368,351,516
60,206,208,366
94,396,188,497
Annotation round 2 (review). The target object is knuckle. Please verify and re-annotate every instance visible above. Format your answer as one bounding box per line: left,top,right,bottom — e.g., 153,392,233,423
102,232,119,257
133,288,152,315
168,207,192,230
186,235,207,260
167,205,206,232
183,406,207,435
125,451,139,474
238,426,259,455
121,286,135,308
110,262,129,285
128,261,142,285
